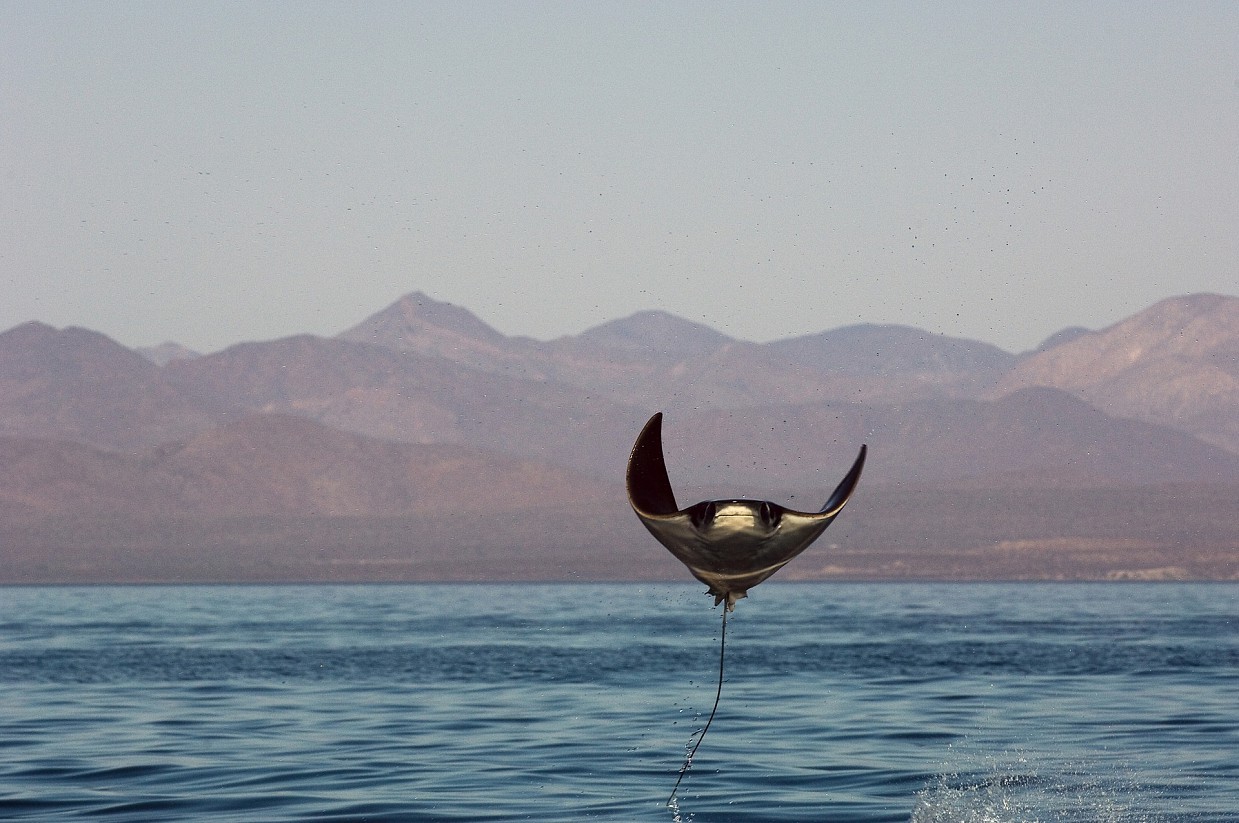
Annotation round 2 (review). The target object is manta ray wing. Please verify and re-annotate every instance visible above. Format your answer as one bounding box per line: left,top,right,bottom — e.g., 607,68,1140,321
626,413,867,610
626,412,680,515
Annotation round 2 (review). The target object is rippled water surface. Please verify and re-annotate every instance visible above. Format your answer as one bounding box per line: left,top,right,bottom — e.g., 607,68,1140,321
1,583,1237,821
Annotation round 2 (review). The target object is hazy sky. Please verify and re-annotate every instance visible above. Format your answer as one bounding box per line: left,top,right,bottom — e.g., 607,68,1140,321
3,2,1237,354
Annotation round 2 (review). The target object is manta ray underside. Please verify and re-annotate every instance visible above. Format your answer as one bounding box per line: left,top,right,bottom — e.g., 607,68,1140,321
626,412,867,610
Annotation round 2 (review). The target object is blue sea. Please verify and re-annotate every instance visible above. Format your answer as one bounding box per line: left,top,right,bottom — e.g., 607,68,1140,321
1,583,1236,822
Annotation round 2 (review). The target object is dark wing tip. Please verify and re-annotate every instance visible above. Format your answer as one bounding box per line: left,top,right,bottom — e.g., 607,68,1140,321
818,443,867,516
626,412,679,516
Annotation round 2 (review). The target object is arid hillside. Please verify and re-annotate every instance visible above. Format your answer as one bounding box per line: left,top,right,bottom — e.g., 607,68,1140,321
1,292,1235,583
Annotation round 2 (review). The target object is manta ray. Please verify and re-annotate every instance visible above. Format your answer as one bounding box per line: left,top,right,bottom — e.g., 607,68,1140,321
625,412,866,805
627,412,867,610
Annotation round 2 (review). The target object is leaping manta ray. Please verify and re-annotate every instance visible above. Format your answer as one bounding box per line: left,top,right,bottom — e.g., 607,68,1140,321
625,412,866,806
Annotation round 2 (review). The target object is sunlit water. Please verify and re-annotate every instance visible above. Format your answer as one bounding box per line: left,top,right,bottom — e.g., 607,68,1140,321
1,583,1236,821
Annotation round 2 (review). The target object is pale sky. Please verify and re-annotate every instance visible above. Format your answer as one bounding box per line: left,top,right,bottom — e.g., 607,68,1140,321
3,2,1237,355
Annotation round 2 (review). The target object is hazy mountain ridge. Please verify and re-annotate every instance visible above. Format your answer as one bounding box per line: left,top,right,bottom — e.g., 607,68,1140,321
337,292,1021,407
996,293,1239,453
568,309,734,358
767,323,1016,379
661,387,1239,493
330,291,1239,461
158,333,645,476
0,321,219,450
5,291,1238,483
2,291,1237,583
1,414,612,519
137,341,200,366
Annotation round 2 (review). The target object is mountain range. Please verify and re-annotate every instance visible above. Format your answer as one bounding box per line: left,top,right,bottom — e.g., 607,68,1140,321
2,291,1236,583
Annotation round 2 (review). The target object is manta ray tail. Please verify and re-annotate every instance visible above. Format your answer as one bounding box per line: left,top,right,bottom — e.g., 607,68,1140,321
667,607,728,807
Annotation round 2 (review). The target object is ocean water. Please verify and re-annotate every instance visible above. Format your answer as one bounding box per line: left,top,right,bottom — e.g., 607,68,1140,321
0,583,1236,822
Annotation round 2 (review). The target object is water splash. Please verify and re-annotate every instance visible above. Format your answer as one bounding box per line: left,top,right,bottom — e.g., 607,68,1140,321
910,752,1159,823
668,792,685,823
